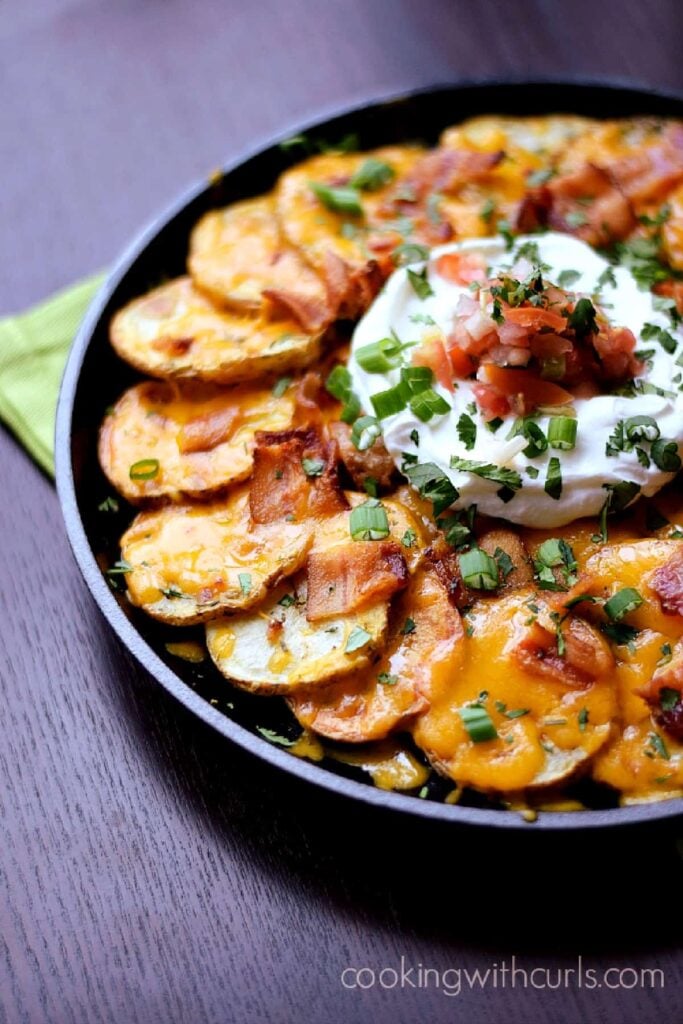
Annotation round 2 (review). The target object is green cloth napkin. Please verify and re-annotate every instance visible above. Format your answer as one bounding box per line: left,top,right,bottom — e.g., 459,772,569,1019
0,272,106,476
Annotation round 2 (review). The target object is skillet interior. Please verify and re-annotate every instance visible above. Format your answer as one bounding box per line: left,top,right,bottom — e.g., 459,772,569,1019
56,80,683,829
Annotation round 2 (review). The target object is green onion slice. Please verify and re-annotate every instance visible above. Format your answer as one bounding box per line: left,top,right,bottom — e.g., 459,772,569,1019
310,181,363,216
409,388,451,422
459,548,499,591
350,158,395,191
349,498,390,541
371,382,411,419
129,458,160,481
350,415,382,451
547,416,577,451
459,704,498,742
356,336,413,373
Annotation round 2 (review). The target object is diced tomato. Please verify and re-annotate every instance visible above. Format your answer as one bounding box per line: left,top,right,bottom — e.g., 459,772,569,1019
435,251,487,286
446,340,477,378
592,325,639,380
478,365,573,412
503,306,568,332
472,382,511,419
412,337,454,391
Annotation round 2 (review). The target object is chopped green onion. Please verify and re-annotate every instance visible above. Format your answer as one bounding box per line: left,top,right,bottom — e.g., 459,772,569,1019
401,528,416,548
407,267,434,300
544,457,562,500
310,181,362,216
340,392,361,424
106,559,133,577
578,708,589,732
278,593,295,608
547,416,577,451
325,364,353,400
345,626,372,653
98,496,120,514
459,548,499,591
301,457,325,477
129,458,160,480
272,376,291,397
401,365,433,393
409,388,451,422
401,617,416,636
350,415,382,451
238,573,252,596
356,335,413,373
349,499,390,541
378,672,398,686
459,704,498,742
604,587,644,621
364,476,379,498
350,158,395,191
371,382,411,419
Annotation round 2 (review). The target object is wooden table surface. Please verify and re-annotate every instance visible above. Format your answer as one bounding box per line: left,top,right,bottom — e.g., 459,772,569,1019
1,2,682,1022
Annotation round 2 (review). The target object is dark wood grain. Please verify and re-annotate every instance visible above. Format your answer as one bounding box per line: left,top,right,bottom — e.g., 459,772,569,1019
1,2,682,1022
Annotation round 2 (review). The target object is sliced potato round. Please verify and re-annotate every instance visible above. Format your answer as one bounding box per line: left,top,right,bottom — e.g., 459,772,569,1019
412,587,617,793
110,277,322,384
276,146,423,313
317,491,426,573
206,576,388,693
188,195,331,329
99,380,294,503
120,487,313,624
441,114,597,158
288,567,463,742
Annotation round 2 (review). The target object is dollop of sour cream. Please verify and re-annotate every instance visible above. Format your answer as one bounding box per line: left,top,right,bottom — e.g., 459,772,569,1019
350,233,683,527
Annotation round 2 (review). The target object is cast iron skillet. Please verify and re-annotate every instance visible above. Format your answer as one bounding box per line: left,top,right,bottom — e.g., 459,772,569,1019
56,80,683,830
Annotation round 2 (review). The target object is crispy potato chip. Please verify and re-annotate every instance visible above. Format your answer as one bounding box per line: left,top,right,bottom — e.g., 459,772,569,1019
120,487,313,624
289,567,462,742
110,277,322,384
188,195,331,330
99,380,294,503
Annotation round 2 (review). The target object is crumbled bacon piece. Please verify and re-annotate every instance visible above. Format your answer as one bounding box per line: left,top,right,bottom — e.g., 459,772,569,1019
328,421,395,491
546,164,635,247
650,546,683,617
177,406,239,454
306,541,408,621
249,428,348,524
514,615,614,688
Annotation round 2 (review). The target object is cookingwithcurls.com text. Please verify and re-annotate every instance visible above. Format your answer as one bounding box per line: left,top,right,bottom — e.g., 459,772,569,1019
340,956,664,997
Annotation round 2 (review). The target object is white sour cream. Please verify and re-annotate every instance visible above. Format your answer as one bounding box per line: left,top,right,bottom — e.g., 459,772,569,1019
350,233,683,527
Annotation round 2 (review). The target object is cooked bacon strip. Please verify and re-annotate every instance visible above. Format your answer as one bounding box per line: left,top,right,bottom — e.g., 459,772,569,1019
478,529,534,593
650,545,683,616
607,126,683,205
177,406,239,454
546,164,635,247
328,421,395,491
249,427,348,524
318,250,383,320
514,615,614,688
262,287,330,333
637,640,683,742
306,541,408,621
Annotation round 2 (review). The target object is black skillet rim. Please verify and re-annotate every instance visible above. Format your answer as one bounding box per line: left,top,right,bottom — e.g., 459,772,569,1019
56,76,683,830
